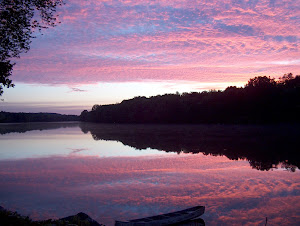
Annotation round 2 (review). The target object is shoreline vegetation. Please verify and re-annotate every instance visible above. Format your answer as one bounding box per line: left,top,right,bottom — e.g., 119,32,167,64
0,206,103,226
80,74,300,124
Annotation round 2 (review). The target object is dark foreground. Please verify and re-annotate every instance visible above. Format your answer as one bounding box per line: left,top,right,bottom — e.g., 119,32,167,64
0,206,103,226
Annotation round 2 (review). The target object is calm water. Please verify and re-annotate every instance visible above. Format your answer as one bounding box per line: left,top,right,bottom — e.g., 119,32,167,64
0,122,299,225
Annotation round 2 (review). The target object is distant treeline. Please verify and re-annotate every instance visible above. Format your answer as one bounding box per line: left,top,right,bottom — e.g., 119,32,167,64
0,112,79,123
81,74,300,124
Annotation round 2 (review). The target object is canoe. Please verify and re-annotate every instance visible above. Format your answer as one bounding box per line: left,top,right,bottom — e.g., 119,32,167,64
115,205,205,226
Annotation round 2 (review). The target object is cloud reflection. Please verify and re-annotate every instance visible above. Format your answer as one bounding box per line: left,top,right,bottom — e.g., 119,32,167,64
0,154,299,225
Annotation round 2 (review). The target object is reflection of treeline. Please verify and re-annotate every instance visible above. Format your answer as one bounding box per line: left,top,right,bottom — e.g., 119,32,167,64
0,112,79,123
80,123,300,172
81,74,300,124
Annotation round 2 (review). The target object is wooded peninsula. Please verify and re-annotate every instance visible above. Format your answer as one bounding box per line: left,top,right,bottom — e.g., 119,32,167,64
80,74,300,124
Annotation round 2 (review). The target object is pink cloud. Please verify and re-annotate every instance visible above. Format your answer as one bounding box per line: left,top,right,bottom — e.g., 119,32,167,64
10,0,299,85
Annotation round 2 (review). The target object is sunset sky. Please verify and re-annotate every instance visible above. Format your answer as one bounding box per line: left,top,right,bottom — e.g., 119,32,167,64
1,0,300,114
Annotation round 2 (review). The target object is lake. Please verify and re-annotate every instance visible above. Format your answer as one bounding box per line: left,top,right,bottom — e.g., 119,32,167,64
0,122,299,225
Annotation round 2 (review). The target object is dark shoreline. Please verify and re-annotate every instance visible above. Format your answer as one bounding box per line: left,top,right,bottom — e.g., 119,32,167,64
0,112,79,123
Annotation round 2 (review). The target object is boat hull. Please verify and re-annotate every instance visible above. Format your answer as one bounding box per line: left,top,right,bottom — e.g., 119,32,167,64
115,206,205,226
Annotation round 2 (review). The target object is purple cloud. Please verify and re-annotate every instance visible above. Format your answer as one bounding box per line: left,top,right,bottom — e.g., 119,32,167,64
69,87,87,92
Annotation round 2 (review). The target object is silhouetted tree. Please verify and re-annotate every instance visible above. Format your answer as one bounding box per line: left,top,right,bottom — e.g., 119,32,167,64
0,61,14,95
245,76,276,89
0,0,64,95
79,110,89,121
277,72,294,83
92,104,100,111
281,74,300,88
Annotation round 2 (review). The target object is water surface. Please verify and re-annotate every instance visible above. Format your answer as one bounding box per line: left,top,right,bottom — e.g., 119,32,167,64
0,122,299,225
